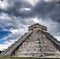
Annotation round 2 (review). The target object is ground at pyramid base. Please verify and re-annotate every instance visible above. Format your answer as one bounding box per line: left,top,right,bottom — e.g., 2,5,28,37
0,23,60,58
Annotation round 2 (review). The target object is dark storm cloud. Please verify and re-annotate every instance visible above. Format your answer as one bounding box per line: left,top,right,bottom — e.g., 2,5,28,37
7,0,32,16
32,1,60,22
0,0,33,17
0,0,60,34
9,0,60,22
0,0,60,22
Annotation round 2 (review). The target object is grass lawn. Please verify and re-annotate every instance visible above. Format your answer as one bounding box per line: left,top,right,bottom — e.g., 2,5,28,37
0,57,60,59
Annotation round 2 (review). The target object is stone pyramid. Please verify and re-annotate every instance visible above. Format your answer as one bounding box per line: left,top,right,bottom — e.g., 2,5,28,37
1,23,60,58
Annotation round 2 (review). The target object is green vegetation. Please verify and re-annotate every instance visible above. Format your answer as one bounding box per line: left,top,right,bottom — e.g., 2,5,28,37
0,57,60,59
0,51,2,54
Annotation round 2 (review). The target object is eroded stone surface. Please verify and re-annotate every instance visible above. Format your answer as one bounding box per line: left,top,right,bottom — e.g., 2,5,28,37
12,30,60,57
1,23,60,57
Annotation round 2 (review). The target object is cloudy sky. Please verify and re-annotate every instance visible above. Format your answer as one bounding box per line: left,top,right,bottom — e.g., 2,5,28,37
0,0,60,51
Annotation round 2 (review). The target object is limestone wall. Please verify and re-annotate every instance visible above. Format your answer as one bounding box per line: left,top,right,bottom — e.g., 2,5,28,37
12,30,60,57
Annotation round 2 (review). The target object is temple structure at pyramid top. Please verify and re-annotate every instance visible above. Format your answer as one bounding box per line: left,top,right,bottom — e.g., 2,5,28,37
28,23,47,31
0,23,60,58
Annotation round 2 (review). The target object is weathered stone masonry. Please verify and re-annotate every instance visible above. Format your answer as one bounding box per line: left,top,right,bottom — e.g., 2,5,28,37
0,23,60,58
